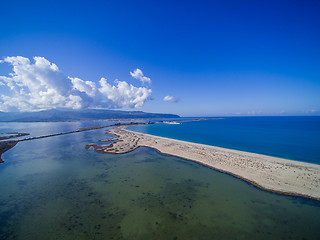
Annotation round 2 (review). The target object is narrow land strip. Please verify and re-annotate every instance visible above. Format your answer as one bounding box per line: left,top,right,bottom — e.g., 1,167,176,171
0,120,174,163
87,126,320,200
0,126,107,163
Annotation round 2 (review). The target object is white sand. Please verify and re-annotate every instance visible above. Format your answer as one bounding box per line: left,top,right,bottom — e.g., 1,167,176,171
94,126,320,200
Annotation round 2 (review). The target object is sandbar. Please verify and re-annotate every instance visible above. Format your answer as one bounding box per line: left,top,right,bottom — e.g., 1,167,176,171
87,126,320,200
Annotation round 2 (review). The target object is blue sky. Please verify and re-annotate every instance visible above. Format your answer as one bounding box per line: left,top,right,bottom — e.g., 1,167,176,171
0,0,319,116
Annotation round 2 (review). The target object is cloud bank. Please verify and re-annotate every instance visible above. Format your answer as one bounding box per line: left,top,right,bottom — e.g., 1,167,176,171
130,68,151,84
0,56,152,112
163,95,179,103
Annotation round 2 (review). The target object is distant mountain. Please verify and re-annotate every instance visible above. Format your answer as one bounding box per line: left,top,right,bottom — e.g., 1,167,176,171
0,109,180,122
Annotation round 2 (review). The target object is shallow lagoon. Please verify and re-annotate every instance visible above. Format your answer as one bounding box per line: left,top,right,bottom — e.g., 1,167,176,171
0,123,320,240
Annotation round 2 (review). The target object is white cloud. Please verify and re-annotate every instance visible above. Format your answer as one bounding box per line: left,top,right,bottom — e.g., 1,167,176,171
70,77,97,97
130,68,151,84
0,56,152,112
163,95,179,103
0,56,81,112
99,78,151,108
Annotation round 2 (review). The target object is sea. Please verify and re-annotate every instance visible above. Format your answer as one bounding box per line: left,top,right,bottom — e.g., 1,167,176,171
0,117,320,239
128,116,320,164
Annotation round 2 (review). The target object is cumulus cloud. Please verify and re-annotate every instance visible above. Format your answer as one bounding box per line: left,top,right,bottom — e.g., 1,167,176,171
0,56,152,112
163,95,179,103
70,77,97,97
99,78,151,108
0,56,81,112
130,68,151,84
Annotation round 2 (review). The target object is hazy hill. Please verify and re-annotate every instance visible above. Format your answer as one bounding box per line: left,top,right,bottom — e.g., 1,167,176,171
0,109,180,122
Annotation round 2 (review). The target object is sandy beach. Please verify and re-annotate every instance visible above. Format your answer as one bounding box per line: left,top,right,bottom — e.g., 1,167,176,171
86,126,320,200
3,120,318,201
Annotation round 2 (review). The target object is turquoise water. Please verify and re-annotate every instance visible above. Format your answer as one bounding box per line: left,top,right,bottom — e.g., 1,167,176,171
0,122,320,239
128,116,320,164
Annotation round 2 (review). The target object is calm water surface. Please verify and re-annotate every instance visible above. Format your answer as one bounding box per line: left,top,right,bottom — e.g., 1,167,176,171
0,122,320,239
128,116,320,164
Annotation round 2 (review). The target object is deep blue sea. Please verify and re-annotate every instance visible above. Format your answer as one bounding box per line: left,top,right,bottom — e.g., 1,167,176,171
128,116,320,164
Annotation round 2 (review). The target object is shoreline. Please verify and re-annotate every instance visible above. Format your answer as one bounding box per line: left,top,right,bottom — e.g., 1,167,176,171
0,120,167,163
86,126,320,201
0,141,18,163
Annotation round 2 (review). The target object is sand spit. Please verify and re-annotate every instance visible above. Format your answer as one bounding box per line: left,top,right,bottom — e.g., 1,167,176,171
87,126,320,200
0,132,29,141
0,120,174,164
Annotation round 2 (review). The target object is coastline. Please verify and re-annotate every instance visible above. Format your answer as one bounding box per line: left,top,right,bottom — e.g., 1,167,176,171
87,126,320,201
0,119,184,163
0,141,17,163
